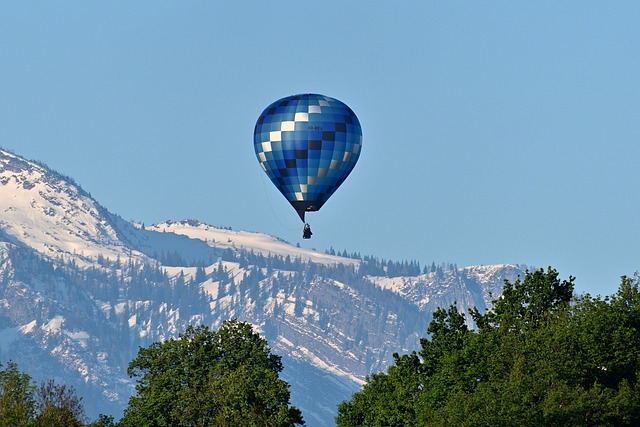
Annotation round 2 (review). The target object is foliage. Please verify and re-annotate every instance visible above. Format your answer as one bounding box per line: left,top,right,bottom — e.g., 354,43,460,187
0,361,35,426
120,318,304,426
86,415,117,427
0,361,90,427
337,268,640,426
33,379,87,426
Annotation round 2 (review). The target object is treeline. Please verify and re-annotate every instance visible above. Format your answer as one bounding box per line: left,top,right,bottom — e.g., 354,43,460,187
325,247,428,277
4,247,211,311
336,268,640,426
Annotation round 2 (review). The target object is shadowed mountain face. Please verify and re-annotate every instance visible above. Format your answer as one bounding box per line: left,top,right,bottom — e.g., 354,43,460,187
0,149,525,425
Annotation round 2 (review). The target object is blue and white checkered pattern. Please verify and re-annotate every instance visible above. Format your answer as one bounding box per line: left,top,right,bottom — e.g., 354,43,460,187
254,94,362,218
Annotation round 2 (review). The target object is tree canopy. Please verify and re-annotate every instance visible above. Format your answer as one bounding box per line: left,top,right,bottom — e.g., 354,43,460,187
337,268,640,426
120,318,304,427
0,360,35,426
0,361,89,427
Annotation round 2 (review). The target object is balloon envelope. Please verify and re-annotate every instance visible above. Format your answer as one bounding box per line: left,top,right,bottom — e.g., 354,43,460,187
254,94,362,222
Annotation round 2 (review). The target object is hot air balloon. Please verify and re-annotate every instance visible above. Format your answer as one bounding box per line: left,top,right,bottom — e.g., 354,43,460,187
254,94,362,233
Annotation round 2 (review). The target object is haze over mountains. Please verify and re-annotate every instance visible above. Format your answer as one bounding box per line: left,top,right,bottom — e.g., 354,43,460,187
0,148,525,426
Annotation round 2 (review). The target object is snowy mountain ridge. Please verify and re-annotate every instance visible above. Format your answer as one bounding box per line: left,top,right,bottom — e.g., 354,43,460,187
0,149,355,270
0,149,133,264
144,219,358,266
0,149,525,426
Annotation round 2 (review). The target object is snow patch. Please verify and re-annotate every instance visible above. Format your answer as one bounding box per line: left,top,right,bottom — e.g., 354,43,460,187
19,320,37,334
42,315,64,333
200,279,219,299
114,302,127,315
65,330,90,348
148,220,359,267
292,345,365,386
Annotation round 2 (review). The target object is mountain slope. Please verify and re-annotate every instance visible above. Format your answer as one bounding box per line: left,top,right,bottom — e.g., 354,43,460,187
0,149,525,425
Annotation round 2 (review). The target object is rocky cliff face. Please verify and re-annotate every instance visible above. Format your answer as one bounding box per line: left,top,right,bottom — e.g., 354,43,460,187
0,149,525,425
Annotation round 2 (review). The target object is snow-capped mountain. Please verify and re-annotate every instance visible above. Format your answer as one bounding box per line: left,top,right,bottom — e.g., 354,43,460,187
0,149,525,426
0,150,136,264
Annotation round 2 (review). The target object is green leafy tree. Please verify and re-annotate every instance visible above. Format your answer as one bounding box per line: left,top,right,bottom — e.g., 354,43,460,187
337,268,640,426
33,379,87,427
87,414,117,427
337,352,422,426
0,361,35,426
121,318,304,426
0,361,92,427
471,267,574,332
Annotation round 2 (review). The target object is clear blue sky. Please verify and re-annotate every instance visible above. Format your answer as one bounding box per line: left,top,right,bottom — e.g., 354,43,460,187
2,1,639,296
